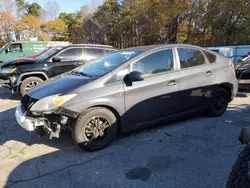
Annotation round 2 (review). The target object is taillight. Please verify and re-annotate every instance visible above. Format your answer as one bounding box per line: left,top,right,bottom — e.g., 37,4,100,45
229,60,236,75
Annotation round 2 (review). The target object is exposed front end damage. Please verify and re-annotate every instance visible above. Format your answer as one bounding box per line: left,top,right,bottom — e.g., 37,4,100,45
15,95,79,139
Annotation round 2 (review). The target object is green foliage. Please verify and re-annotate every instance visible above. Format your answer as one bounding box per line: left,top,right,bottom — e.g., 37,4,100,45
70,0,250,47
26,2,42,17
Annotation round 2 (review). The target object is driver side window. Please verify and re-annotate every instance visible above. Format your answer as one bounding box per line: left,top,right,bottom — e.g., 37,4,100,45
131,49,174,75
8,43,23,53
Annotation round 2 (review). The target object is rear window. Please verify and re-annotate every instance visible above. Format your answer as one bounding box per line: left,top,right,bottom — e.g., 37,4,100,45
85,48,106,57
105,49,116,54
203,51,216,63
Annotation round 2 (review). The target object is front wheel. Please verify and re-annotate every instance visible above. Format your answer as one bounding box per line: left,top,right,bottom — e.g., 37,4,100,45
207,87,229,117
72,107,118,152
20,77,44,97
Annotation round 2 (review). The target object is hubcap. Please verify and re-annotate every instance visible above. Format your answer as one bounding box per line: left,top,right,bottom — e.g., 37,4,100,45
85,117,110,141
25,81,39,92
214,92,226,110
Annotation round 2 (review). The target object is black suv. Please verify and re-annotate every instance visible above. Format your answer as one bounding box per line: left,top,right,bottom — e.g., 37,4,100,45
1,44,117,96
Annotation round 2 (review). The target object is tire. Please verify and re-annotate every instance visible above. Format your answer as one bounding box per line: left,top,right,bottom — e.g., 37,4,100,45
72,107,118,152
20,77,44,97
207,87,229,117
226,145,250,188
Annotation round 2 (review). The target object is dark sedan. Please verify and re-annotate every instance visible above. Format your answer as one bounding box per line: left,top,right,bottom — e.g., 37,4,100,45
234,61,250,89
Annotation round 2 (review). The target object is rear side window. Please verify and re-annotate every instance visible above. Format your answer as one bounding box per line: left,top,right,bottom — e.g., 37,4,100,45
59,48,83,60
203,51,216,63
85,48,106,58
177,48,206,68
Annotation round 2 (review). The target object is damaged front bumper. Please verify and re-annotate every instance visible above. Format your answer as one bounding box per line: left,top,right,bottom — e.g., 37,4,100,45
15,104,44,131
15,104,78,138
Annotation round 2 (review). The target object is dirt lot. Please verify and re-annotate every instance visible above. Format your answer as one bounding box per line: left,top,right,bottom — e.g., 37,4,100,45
0,87,250,188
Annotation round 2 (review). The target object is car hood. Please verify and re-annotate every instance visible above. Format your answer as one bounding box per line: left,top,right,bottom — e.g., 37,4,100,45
27,74,95,100
1,57,36,68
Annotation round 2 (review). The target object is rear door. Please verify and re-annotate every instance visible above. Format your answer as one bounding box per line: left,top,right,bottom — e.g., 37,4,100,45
176,47,217,111
49,47,85,76
122,48,180,128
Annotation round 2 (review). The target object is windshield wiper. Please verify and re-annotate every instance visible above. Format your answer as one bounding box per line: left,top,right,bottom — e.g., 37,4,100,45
71,70,93,77
79,72,93,77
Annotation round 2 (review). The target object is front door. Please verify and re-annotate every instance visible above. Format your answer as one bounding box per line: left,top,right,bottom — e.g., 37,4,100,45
5,43,25,60
49,47,85,76
122,49,180,128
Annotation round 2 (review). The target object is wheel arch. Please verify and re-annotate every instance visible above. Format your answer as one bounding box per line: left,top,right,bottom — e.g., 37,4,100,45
219,82,233,102
17,72,49,85
86,104,122,132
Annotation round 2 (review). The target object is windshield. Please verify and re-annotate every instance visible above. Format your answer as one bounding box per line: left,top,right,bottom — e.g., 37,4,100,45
36,47,50,56
37,47,62,62
0,43,9,53
76,49,146,76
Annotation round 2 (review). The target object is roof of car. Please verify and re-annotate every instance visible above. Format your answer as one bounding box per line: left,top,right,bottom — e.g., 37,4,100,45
66,44,116,49
124,44,204,51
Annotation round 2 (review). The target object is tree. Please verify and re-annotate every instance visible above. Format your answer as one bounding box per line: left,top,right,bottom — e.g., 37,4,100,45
19,15,41,39
38,34,51,41
26,2,42,17
41,19,66,40
16,0,27,18
43,0,60,21
0,0,17,17
59,12,82,41
0,12,15,41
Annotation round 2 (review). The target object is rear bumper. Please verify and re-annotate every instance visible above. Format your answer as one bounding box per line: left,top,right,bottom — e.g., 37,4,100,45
239,79,250,84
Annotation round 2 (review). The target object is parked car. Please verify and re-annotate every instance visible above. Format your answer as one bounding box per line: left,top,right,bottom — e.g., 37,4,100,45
234,60,250,89
0,41,71,63
3,44,117,96
226,128,250,188
0,46,65,80
15,44,238,152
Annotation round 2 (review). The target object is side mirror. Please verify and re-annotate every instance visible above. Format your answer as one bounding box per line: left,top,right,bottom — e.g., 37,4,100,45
123,71,144,86
5,49,9,54
52,56,63,62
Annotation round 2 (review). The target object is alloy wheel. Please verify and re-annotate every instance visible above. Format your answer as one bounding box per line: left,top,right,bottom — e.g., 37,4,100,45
25,81,40,92
85,117,110,141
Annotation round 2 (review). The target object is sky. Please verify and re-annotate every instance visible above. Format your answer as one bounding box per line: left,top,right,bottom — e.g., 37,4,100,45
26,0,101,13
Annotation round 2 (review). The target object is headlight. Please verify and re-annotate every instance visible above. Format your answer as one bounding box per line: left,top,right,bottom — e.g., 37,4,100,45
30,94,77,113
1,68,16,74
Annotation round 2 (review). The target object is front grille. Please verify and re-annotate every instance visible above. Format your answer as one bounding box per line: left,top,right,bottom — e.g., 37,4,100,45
21,95,38,113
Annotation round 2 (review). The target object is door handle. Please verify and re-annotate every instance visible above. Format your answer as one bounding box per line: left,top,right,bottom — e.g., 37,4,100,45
167,80,178,86
205,71,213,76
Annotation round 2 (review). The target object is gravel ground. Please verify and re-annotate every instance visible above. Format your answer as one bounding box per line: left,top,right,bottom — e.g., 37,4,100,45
0,86,250,188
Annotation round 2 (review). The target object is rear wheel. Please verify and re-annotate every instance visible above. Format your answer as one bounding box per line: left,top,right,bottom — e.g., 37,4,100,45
207,87,229,117
72,107,118,152
20,77,44,97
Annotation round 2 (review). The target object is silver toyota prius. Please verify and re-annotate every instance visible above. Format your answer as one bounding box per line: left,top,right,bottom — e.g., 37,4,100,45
15,44,238,151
